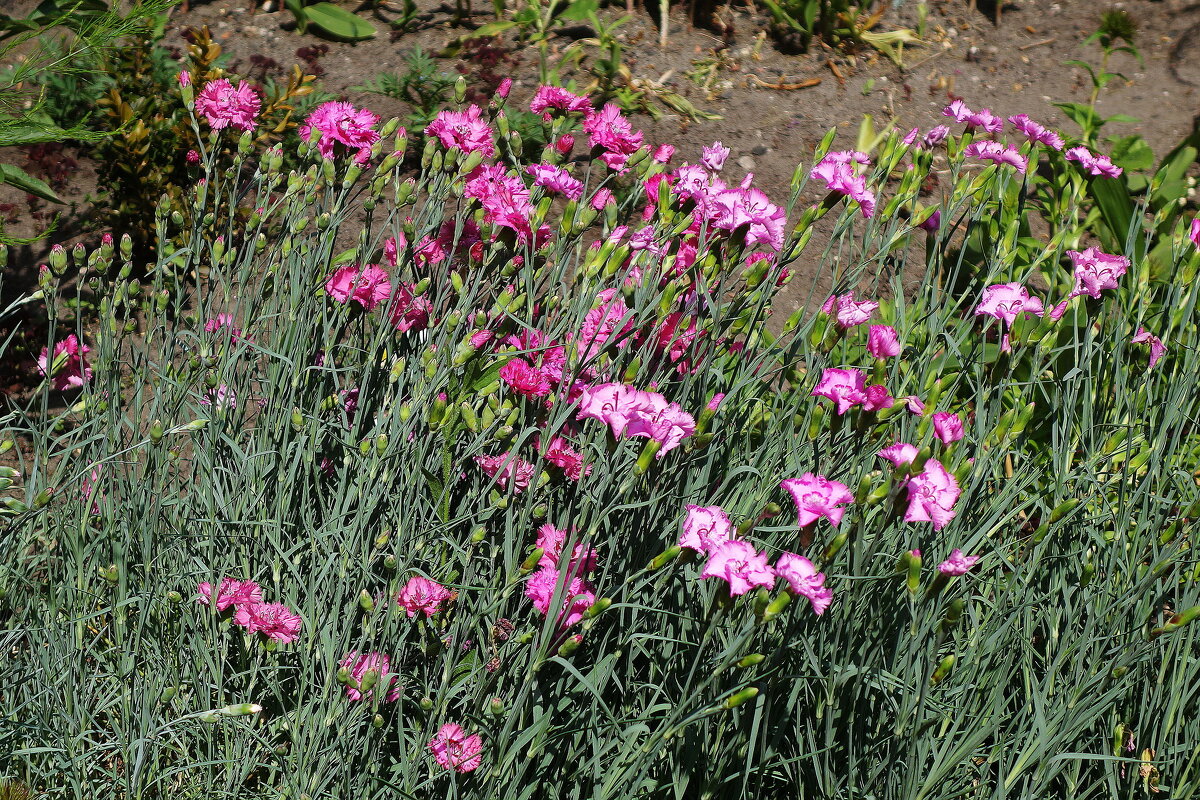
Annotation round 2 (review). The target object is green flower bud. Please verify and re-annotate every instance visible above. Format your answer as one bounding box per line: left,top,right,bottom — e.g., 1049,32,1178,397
722,687,759,709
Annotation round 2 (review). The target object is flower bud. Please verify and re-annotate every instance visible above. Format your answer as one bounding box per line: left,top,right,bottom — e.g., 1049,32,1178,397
722,687,759,709
489,696,505,715
358,589,375,612
929,655,955,685
761,590,791,623
736,654,766,668
556,634,583,658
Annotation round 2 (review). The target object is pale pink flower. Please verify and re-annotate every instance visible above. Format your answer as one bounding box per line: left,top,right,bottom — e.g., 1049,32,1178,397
867,325,901,357
200,384,236,410
964,140,1028,173
932,412,964,444
781,473,854,528
821,292,879,328
937,548,980,576
500,358,552,399
233,601,303,642
775,553,833,615
1067,247,1129,299
702,141,731,171
326,264,392,311
527,163,584,200
1131,327,1166,369
878,442,919,466
534,523,597,574
905,459,960,530
1007,114,1064,150
300,101,380,164
194,79,260,132
679,505,734,554
942,100,1003,133
525,567,595,628
904,395,926,415
197,578,262,611
811,151,876,217
810,367,868,415
974,283,1044,326
921,125,950,148
475,451,538,493
575,289,633,360
429,723,484,773
701,540,776,597
37,334,92,390
396,576,452,618
1065,146,1122,177
339,651,401,702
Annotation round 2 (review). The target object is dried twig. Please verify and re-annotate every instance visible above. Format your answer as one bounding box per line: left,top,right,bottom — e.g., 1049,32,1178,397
751,75,821,90
1018,37,1057,51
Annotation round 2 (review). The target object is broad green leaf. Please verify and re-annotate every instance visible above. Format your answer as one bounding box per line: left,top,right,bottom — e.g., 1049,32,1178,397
557,0,598,22
0,163,62,203
303,2,375,40
1107,135,1153,172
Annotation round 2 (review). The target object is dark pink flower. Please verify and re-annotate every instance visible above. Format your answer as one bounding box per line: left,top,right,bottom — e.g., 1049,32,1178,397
397,575,452,618
326,264,391,311
821,292,879,328
810,367,868,415
701,540,776,597
37,334,92,390
942,100,1003,133
390,283,433,333
475,451,538,493
300,101,380,164
425,104,495,157
529,85,591,118
1131,327,1166,369
583,104,643,171
186,149,200,164
197,578,262,611
541,437,590,481
527,163,584,200
905,459,960,530
233,601,303,642
679,504,734,554
932,412,964,444
867,325,901,357
194,79,261,132
775,552,833,614
525,567,595,628
500,357,552,399
781,473,854,527
339,651,401,702
862,384,894,412
936,548,980,576
429,723,484,773
1191,217,1200,247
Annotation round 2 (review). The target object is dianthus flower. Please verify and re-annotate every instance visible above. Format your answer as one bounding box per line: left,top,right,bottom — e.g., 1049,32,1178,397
529,85,592,118
867,324,901,357
233,601,303,643
974,282,1044,326
679,505,734,555
878,441,919,467
702,141,730,171
701,540,776,597
583,103,644,171
500,357,553,400
326,264,392,311
390,283,433,333
200,384,236,410
339,651,401,702
525,567,595,628
300,101,380,164
810,151,875,217
810,367,868,415
862,384,894,412
1191,217,1200,248
1131,327,1166,369
575,382,695,457
475,451,538,493
396,575,453,618
526,163,584,200
383,234,405,267
575,288,634,361
204,313,243,340
782,473,854,528
936,548,980,576
774,553,833,615
1007,114,1064,150
534,522,597,576
37,334,92,390
540,437,590,481
821,292,879,328
708,185,787,251
197,578,262,612
905,459,961,530
932,412,964,445
1065,146,1122,178
425,104,495,157
194,79,261,132
941,100,1003,133
463,164,536,241
964,140,1028,174
429,723,484,773
1066,247,1129,299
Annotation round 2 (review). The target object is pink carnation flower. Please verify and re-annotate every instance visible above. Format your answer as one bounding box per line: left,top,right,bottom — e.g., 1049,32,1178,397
964,140,1028,174
1065,146,1122,177
1008,114,1064,150
708,185,786,251
867,325,901,357
233,601,303,642
194,78,261,132
941,100,1003,133
679,504,734,554
197,578,262,611
811,151,876,217
541,437,590,481
475,451,538,493
1131,327,1166,369
575,382,695,457
37,334,92,391
429,723,484,773
500,357,552,400
775,552,833,615
526,567,595,628
397,575,453,618
821,292,879,328
702,141,730,171
1191,217,1200,248
326,264,392,311
527,163,584,200
204,313,243,340
300,101,380,164
529,85,592,118
1066,247,1129,299
974,283,1044,326
200,384,236,411
810,367,868,415
583,104,644,171
782,473,854,528
339,651,401,702
905,459,961,530
878,441,919,467
390,283,433,333
932,412,964,445
936,548,980,576
701,540,776,597
862,384,894,412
